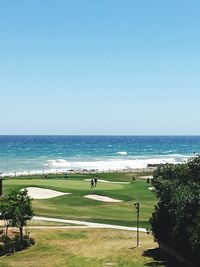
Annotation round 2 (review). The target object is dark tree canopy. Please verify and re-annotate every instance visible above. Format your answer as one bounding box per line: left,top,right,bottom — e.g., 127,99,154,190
149,156,200,266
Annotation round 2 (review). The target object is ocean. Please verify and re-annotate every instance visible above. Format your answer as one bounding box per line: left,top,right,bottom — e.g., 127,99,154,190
0,135,200,176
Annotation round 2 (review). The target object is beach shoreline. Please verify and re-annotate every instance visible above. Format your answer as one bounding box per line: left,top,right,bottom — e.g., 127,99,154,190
0,166,156,178
0,156,190,177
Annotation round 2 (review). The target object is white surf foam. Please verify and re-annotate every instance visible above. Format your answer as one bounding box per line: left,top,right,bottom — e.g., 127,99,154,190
45,159,71,167
116,151,128,155
1,155,191,177
46,157,180,170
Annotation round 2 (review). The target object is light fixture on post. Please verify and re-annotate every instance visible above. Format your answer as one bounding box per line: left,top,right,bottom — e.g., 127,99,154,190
134,201,140,247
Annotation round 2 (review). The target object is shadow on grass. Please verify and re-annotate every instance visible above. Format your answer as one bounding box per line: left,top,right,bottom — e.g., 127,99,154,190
143,248,187,267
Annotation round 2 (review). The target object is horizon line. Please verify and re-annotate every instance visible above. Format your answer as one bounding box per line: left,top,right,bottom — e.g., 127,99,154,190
0,134,200,137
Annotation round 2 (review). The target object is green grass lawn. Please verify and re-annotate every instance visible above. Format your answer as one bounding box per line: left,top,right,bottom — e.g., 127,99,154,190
0,228,177,267
1,173,180,267
2,172,156,228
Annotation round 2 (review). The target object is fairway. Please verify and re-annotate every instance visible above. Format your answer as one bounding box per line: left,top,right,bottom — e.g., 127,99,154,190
4,179,123,194
0,228,163,267
0,228,183,267
3,173,156,228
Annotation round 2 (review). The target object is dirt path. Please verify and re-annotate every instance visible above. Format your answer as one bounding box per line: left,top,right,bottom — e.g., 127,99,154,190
33,216,147,232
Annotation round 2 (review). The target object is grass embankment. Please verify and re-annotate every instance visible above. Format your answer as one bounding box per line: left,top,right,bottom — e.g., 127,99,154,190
0,228,173,267
3,172,156,228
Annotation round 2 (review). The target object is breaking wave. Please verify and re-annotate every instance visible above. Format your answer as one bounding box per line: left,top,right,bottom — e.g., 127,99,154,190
116,151,128,155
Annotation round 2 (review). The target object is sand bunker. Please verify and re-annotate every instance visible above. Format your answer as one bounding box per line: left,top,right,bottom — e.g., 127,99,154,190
148,187,155,191
139,175,153,179
22,187,71,199
84,194,122,202
84,179,129,184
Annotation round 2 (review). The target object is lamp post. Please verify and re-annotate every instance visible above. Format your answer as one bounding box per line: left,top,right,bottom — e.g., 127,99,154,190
0,177,3,196
134,202,140,247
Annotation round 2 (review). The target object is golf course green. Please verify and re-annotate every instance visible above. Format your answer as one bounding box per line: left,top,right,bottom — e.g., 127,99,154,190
2,172,156,228
0,172,184,267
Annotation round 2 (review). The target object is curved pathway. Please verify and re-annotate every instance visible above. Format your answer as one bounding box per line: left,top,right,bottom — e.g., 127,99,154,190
33,216,147,232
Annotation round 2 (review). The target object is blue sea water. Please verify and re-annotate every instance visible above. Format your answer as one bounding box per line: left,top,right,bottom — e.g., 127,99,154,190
0,135,200,175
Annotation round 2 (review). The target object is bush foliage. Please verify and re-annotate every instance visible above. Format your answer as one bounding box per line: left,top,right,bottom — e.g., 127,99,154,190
0,233,35,255
149,156,200,266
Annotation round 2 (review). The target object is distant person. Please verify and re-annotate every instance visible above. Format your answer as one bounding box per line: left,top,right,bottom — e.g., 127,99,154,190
91,179,94,188
64,173,68,180
132,176,135,182
94,177,98,187
147,178,150,184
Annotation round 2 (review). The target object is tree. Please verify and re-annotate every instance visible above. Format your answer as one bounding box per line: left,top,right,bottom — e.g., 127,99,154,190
149,157,200,266
0,195,14,238
0,189,34,244
10,190,34,243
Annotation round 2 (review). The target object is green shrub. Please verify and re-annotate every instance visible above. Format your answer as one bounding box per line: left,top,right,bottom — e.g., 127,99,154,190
0,232,35,256
149,156,200,266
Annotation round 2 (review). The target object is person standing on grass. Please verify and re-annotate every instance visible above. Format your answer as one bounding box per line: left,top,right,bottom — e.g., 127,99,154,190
91,179,94,188
94,177,98,187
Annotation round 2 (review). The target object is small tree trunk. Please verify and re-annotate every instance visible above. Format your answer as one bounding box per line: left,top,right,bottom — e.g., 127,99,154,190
19,226,23,244
5,224,8,238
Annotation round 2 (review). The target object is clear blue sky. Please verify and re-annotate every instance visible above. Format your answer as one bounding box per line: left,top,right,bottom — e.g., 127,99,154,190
0,0,200,135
